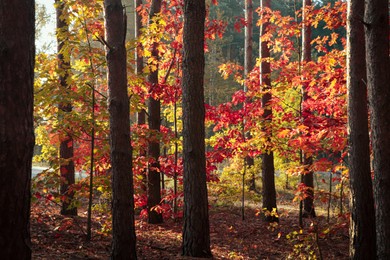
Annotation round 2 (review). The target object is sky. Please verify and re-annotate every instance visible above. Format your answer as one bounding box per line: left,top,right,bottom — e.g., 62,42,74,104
36,0,56,53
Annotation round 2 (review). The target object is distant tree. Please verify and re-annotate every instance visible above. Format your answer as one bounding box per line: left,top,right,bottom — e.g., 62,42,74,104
135,0,148,196
301,0,316,218
364,0,390,257
135,0,144,125
55,0,77,216
0,0,35,258
103,0,137,258
147,0,163,224
260,0,278,222
244,0,256,192
181,0,212,257
346,0,376,257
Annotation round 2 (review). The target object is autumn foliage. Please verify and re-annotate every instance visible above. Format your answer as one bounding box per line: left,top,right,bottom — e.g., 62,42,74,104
32,0,354,258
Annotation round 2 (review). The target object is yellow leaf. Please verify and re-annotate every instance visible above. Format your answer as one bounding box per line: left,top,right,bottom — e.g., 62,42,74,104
277,129,290,138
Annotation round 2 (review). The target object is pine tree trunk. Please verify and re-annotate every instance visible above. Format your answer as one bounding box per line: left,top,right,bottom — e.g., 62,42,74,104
135,0,148,196
301,0,315,218
347,0,376,257
181,0,212,257
364,0,390,258
260,0,278,222
104,1,137,258
56,0,77,216
244,0,256,191
0,0,35,258
147,0,163,224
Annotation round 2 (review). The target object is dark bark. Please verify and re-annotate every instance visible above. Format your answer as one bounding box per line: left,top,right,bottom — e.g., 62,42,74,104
135,0,144,125
134,0,147,195
104,1,137,259
364,0,390,258
244,0,253,79
302,158,316,217
244,0,256,192
181,0,212,257
56,0,77,216
260,0,278,222
0,0,35,258
147,0,163,224
301,0,315,218
347,0,376,257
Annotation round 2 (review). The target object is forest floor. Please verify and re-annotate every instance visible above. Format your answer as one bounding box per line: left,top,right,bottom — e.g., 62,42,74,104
31,196,349,260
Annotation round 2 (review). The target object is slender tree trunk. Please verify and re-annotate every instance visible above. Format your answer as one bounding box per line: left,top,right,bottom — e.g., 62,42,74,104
135,0,144,112
104,1,137,258
0,0,35,258
87,90,95,240
134,0,148,194
84,16,98,241
135,0,144,124
245,0,256,192
56,0,77,216
301,0,315,218
364,0,390,258
244,0,253,83
260,0,278,222
173,87,178,218
347,0,376,257
147,0,163,224
181,0,212,257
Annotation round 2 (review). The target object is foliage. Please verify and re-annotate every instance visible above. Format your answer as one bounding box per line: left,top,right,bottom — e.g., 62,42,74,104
32,0,354,256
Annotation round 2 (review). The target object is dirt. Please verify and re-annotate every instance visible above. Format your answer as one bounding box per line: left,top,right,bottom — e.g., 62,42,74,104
31,200,349,259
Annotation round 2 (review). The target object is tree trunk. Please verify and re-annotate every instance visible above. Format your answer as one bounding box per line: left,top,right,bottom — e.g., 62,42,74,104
135,0,144,124
260,0,278,222
301,0,315,218
181,0,212,257
364,0,390,258
135,0,148,195
347,0,376,257
0,0,35,258
56,0,77,217
104,1,137,259
244,0,256,192
147,0,163,224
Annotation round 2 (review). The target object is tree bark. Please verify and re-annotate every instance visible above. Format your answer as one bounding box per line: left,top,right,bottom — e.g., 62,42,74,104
56,0,77,217
104,1,137,259
301,0,316,218
244,0,256,192
181,0,212,257
260,0,278,222
135,0,144,126
147,0,163,224
364,0,390,258
0,0,35,258
347,0,376,257
134,0,148,195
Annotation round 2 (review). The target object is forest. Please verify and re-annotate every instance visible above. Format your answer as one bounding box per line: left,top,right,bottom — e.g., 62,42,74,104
0,0,389,259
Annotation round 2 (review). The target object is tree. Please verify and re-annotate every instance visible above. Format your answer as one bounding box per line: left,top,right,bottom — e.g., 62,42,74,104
135,0,145,126
301,0,316,218
56,0,77,216
103,0,137,258
244,0,256,193
147,0,163,224
260,0,278,222
346,0,376,257
0,0,35,258
181,0,212,257
364,0,390,257
134,0,149,200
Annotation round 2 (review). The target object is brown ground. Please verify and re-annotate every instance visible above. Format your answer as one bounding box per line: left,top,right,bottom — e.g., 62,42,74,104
31,200,349,259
